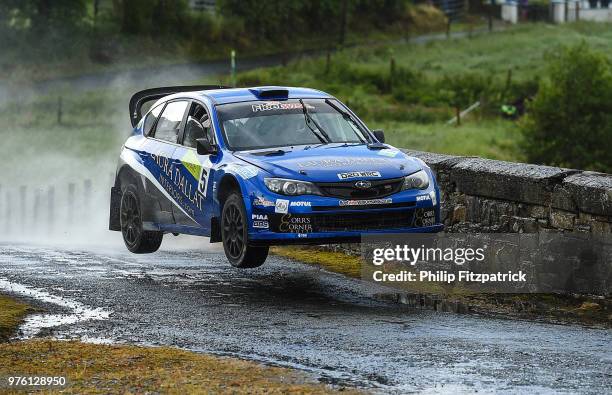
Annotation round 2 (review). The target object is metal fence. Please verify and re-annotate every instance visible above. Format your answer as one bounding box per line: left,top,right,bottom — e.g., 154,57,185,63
0,177,113,239
432,0,468,21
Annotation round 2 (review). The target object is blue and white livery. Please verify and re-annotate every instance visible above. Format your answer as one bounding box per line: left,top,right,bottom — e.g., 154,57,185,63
109,86,442,267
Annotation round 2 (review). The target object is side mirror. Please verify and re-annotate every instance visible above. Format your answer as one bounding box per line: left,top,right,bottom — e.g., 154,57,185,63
372,129,385,143
196,138,218,155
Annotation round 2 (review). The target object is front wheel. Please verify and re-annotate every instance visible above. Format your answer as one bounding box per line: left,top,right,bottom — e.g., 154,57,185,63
222,193,268,268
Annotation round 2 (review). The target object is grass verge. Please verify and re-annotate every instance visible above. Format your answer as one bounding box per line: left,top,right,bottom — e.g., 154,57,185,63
0,340,347,394
0,294,356,393
382,119,524,162
271,246,362,279
0,295,35,342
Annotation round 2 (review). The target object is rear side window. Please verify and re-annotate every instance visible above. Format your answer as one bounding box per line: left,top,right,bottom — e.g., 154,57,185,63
152,101,189,143
144,104,163,136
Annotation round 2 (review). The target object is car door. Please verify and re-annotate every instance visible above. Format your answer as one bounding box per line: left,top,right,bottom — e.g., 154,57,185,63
172,100,215,229
141,99,189,226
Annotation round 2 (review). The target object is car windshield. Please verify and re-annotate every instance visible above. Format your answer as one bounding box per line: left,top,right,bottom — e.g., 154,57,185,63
216,99,370,151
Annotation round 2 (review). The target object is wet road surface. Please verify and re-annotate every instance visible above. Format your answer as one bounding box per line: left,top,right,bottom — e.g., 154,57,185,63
0,241,610,393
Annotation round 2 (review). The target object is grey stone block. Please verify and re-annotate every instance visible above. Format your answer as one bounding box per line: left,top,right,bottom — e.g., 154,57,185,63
402,149,462,167
450,157,576,206
555,172,612,217
550,210,576,230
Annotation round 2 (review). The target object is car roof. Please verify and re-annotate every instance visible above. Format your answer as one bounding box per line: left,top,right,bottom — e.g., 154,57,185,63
159,86,333,106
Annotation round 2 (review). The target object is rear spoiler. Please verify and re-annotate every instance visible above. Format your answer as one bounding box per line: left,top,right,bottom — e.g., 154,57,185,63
129,85,229,127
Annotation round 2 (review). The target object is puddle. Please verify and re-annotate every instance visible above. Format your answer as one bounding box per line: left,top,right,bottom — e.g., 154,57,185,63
0,277,110,339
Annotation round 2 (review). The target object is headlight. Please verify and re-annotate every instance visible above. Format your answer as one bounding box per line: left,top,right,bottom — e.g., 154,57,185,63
264,178,322,196
402,170,430,190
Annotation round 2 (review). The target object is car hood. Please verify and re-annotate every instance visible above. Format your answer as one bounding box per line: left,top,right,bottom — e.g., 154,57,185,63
233,144,422,182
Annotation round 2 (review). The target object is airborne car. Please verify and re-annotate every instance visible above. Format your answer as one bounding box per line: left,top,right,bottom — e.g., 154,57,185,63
109,86,442,267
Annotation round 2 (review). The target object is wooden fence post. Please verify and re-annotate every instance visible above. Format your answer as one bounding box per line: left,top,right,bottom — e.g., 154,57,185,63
68,183,75,225
456,106,461,126
389,55,396,94
5,191,11,234
19,186,26,233
33,189,41,229
84,179,92,214
504,68,513,99
48,186,55,232
57,97,63,125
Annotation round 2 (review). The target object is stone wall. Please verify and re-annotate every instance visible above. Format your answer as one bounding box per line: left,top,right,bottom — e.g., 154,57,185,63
403,150,612,235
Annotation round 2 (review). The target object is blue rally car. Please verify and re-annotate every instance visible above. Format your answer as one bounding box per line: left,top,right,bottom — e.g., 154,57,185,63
109,85,442,267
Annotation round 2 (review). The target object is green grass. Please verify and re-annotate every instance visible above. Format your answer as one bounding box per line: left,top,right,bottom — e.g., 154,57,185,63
236,22,612,92
340,22,612,82
272,246,362,278
0,340,348,394
0,295,35,342
382,119,525,161
395,23,612,79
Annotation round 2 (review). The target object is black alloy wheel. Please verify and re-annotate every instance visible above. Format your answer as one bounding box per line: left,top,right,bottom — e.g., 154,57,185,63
222,193,269,268
120,184,163,254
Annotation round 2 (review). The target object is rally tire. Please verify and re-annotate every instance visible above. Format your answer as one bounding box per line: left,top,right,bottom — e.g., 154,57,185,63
120,184,163,254
222,193,269,268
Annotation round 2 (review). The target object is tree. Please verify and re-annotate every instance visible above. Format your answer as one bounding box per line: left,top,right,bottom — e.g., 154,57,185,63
521,44,612,172
0,0,87,36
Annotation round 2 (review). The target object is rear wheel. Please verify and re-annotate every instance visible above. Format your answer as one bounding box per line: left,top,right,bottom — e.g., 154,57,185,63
222,193,268,268
120,184,163,254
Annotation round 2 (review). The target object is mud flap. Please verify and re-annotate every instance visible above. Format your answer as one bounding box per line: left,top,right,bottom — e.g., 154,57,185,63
109,186,122,231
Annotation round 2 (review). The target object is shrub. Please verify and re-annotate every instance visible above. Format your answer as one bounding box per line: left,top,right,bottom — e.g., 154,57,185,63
402,4,448,33
520,44,612,172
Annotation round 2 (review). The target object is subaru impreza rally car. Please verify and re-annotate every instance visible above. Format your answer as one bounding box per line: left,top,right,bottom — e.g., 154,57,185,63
109,85,442,268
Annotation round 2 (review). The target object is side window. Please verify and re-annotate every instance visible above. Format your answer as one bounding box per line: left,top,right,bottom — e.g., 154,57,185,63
152,100,188,143
143,104,163,136
183,102,213,149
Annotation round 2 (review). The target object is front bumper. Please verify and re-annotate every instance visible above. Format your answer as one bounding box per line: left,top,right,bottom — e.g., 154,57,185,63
246,188,443,246
249,224,443,246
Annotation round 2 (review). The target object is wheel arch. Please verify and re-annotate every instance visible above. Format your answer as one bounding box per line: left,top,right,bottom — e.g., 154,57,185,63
109,164,148,232
210,174,243,242
115,165,145,192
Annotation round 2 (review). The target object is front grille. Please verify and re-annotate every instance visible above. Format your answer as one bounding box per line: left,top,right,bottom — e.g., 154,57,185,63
312,210,414,232
268,209,420,233
316,177,404,199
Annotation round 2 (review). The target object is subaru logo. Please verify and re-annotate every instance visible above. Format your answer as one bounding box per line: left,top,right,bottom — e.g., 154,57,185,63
354,180,372,189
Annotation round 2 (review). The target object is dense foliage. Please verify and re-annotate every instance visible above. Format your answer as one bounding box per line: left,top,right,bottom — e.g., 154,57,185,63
0,0,446,65
520,44,612,172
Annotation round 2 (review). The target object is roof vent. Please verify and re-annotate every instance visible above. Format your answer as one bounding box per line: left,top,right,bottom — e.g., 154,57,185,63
249,86,289,99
